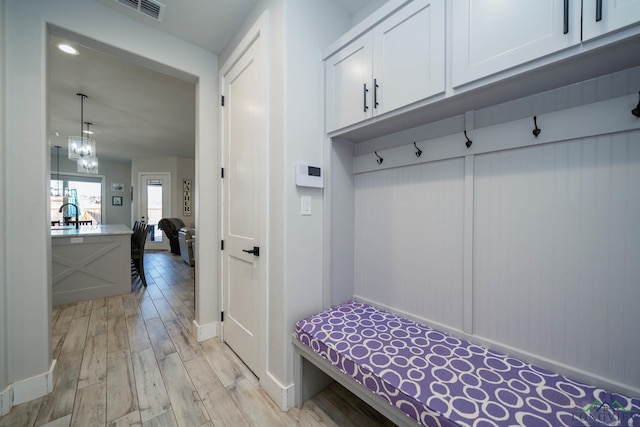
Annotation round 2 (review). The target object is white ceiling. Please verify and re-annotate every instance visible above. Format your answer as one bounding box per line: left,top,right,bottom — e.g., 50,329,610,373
49,0,384,162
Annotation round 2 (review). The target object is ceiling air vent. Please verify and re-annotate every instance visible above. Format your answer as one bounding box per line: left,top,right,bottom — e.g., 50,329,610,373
115,0,166,22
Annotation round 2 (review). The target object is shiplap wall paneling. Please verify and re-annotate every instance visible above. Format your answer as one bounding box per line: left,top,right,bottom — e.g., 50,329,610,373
329,139,356,306
473,131,640,390
354,159,465,329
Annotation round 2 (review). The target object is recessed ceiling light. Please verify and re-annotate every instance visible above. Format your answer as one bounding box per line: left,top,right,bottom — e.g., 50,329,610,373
57,43,79,55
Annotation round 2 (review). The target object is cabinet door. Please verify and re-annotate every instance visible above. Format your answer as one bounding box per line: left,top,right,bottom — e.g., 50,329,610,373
373,0,445,115
582,0,640,41
451,0,581,87
325,35,373,132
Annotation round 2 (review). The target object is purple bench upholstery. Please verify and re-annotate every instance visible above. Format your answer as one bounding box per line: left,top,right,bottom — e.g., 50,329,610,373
295,301,640,426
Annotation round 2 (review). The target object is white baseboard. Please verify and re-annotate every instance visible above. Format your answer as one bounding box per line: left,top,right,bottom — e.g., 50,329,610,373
261,371,294,411
11,359,56,406
192,319,217,342
0,385,13,417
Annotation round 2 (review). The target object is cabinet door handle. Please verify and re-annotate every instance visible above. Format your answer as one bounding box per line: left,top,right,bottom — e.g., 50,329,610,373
374,79,379,108
596,0,603,22
563,0,569,34
363,83,369,112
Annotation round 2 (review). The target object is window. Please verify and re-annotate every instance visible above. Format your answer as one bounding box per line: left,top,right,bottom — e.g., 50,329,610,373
51,174,103,225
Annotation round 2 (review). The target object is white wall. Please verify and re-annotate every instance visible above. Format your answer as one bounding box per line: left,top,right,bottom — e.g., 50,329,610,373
3,0,218,406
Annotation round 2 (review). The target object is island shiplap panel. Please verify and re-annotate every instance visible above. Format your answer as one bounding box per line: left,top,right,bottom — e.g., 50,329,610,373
473,131,640,388
354,158,465,330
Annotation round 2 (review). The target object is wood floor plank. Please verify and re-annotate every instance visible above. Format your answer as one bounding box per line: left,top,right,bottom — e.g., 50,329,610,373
60,316,90,354
157,352,209,427
310,383,395,427
144,285,165,300
153,276,171,291
92,297,107,308
78,333,107,389
184,356,249,427
108,295,125,317
199,339,251,388
142,410,177,427
123,294,140,318
73,300,93,319
108,410,142,427
107,349,138,423
52,305,76,336
34,350,83,425
87,305,108,337
164,320,201,362
0,396,42,427
140,298,160,321
226,378,286,427
131,348,171,423
145,317,176,359
70,380,106,426
108,314,129,352
152,298,180,324
168,302,195,335
126,315,152,352
52,333,65,359
41,413,72,427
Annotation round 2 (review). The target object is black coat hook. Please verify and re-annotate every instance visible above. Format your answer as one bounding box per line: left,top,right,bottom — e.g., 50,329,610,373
464,131,472,148
532,116,541,137
375,151,384,164
632,92,640,117
413,142,422,157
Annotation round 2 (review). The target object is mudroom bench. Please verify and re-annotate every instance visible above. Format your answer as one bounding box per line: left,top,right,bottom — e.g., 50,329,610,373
292,301,640,427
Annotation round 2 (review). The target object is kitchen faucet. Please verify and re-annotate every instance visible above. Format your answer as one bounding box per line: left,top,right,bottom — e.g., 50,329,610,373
59,203,80,229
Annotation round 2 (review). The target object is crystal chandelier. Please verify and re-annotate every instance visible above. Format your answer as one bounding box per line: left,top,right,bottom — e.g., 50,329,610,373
68,93,96,161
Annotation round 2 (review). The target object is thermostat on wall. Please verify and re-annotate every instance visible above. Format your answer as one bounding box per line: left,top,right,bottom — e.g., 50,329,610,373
296,163,323,188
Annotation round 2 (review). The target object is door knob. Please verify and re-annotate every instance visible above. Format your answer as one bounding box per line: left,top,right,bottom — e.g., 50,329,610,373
242,246,260,257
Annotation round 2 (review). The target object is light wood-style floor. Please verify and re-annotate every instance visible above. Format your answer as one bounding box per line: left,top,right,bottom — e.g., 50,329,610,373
0,251,394,427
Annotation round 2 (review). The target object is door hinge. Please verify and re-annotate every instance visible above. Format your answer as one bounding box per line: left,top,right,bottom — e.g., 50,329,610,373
220,311,224,322
221,167,224,178
221,240,224,250
221,95,225,106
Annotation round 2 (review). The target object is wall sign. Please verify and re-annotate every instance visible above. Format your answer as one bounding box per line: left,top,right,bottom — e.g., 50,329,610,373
183,179,192,216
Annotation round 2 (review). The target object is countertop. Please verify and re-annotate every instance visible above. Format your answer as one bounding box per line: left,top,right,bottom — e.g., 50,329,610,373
51,224,133,238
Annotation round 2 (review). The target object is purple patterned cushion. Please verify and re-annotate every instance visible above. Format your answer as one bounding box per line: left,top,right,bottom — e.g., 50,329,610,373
295,301,640,426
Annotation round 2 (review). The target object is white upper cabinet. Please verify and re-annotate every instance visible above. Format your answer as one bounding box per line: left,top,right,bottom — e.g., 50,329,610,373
326,0,445,133
582,0,640,41
451,0,581,87
372,0,445,116
325,35,373,132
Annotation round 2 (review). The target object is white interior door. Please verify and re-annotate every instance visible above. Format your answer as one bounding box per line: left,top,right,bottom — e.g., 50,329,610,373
139,172,171,251
221,24,267,376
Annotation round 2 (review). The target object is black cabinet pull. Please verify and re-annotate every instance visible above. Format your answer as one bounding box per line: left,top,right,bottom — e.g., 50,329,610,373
596,0,603,22
563,0,569,34
242,246,260,257
363,83,369,112
374,79,379,108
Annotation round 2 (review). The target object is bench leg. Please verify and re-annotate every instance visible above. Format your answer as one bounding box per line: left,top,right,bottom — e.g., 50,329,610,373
294,344,333,408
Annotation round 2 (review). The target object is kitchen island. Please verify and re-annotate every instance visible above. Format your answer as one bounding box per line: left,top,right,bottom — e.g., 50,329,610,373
51,224,133,305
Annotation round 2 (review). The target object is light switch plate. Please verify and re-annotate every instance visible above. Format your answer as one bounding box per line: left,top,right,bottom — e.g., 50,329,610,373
301,196,311,216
